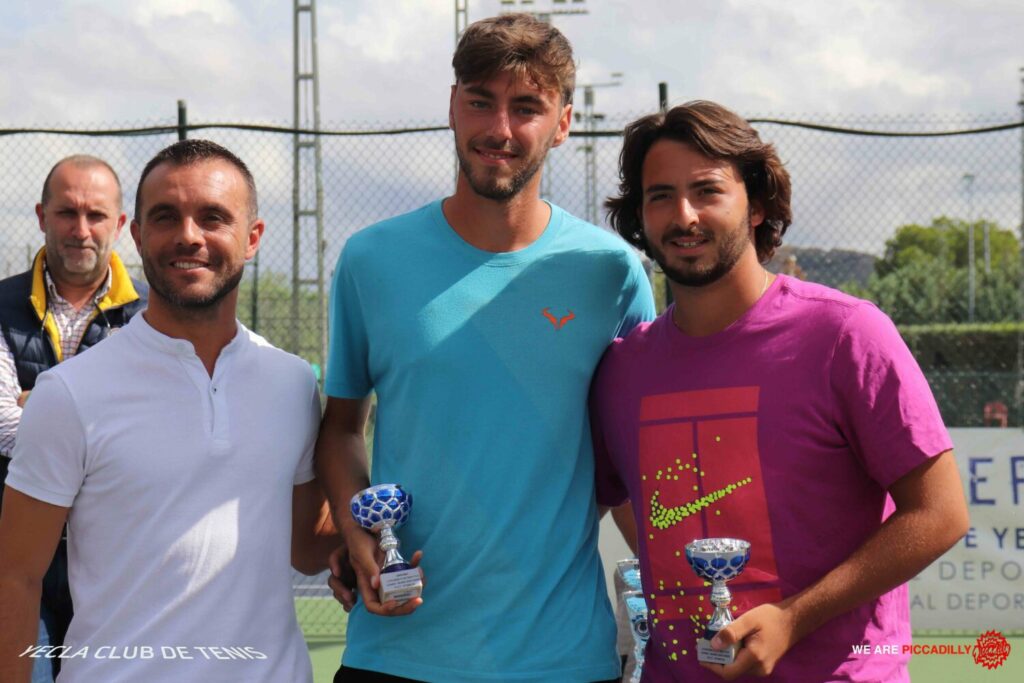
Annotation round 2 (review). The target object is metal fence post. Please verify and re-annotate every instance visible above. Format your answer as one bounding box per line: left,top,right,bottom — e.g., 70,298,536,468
176,100,187,141
1016,67,1024,428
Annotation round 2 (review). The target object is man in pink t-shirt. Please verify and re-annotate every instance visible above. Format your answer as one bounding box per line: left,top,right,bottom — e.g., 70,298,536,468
591,101,969,682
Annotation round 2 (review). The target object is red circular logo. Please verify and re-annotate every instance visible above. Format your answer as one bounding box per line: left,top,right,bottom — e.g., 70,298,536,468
972,630,1011,670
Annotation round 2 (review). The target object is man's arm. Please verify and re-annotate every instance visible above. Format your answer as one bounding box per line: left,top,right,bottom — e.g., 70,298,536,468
314,397,422,616
0,487,69,682
705,450,968,680
290,479,341,575
610,502,639,555
0,334,25,457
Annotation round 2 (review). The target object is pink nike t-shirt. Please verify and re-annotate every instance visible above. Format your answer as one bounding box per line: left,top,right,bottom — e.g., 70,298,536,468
591,275,952,683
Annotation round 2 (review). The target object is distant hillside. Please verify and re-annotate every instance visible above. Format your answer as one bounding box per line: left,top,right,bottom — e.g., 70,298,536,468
767,246,877,288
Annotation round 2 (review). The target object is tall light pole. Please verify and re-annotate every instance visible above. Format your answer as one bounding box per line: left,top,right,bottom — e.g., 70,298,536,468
497,0,588,200
292,0,326,375
575,74,623,224
455,0,468,43
963,173,976,322
499,0,589,23
983,197,991,276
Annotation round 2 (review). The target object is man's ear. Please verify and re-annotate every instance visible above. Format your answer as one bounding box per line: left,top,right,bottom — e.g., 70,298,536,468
448,84,457,131
551,103,572,148
130,220,143,256
246,219,265,261
749,200,765,230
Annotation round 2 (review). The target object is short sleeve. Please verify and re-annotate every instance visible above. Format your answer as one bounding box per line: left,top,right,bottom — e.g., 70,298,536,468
830,303,952,489
615,253,656,338
324,242,373,398
293,372,321,486
5,372,86,507
590,347,629,507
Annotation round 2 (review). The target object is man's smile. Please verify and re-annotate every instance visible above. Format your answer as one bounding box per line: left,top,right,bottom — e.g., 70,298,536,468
170,260,210,270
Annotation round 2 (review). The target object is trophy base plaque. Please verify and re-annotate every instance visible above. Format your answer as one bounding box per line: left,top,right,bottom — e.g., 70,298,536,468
696,637,737,665
379,567,423,604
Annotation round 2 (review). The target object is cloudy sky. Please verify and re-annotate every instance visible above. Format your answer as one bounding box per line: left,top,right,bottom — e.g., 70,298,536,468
0,0,1020,277
1,0,1020,127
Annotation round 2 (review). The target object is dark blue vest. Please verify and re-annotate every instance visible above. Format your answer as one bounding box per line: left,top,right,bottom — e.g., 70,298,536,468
0,270,148,390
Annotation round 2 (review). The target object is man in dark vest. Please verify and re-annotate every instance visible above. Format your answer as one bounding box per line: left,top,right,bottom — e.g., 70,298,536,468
0,155,147,682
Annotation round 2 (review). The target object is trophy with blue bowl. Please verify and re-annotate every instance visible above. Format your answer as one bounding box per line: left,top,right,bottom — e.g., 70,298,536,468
685,538,751,665
350,484,423,604
622,589,650,683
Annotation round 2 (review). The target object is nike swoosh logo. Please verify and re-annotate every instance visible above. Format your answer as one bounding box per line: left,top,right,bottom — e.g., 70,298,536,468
649,476,753,531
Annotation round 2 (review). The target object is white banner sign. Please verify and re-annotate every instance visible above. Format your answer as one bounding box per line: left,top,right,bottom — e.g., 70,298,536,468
910,428,1024,632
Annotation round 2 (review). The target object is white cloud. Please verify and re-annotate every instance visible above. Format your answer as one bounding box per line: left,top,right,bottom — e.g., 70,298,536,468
321,0,450,64
0,0,1019,268
1,0,1019,126
133,0,242,27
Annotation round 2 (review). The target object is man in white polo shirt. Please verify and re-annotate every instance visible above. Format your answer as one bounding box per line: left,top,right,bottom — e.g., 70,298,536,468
0,139,338,683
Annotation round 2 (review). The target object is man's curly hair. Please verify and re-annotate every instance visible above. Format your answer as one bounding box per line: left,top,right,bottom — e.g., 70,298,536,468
606,101,791,262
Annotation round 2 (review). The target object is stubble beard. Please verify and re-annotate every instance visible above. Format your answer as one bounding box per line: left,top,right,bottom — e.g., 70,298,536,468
45,232,109,285
454,130,553,202
141,252,244,315
651,213,752,288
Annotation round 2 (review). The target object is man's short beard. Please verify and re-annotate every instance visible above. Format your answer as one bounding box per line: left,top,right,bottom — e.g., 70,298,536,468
651,214,751,288
455,146,544,202
658,246,742,287
452,122,557,202
142,258,244,312
44,232,110,284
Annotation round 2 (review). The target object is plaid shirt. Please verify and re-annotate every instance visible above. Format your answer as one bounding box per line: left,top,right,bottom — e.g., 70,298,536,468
0,268,112,456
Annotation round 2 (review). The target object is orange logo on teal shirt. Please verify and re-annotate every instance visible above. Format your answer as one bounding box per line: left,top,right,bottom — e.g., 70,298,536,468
542,307,575,330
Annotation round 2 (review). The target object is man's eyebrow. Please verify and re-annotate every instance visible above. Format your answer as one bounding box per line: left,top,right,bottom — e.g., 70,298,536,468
145,202,178,219
511,94,545,107
146,201,235,218
464,84,494,99
643,178,725,195
197,202,234,216
643,183,675,195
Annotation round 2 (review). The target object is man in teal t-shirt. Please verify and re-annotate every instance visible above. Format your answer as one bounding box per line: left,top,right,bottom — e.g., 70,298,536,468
316,14,654,683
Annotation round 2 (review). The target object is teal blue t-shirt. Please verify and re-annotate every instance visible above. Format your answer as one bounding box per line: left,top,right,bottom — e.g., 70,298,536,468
326,200,655,682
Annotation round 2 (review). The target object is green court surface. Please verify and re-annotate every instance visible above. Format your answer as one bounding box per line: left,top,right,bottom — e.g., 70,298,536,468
296,597,346,682
308,640,344,683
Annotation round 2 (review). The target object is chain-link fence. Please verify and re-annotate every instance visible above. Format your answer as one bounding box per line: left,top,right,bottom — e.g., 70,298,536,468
2,109,1022,638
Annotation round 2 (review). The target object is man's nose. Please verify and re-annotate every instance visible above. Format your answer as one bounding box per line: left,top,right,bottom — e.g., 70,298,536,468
675,197,699,227
177,217,204,246
69,214,91,239
487,108,512,141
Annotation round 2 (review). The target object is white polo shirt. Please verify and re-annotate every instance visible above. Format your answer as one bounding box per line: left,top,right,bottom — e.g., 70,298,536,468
7,313,320,683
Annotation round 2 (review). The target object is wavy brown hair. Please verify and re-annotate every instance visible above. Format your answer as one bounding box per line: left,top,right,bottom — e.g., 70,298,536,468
452,13,575,106
606,101,791,262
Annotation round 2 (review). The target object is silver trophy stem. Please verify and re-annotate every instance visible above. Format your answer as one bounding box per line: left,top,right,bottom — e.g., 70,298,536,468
378,525,407,569
706,579,734,634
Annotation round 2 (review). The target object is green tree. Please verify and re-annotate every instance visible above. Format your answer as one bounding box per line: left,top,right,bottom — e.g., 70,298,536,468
237,271,325,366
851,217,1020,325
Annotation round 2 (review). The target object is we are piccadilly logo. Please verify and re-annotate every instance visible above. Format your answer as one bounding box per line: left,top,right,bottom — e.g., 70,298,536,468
855,629,1012,670
972,630,1011,670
